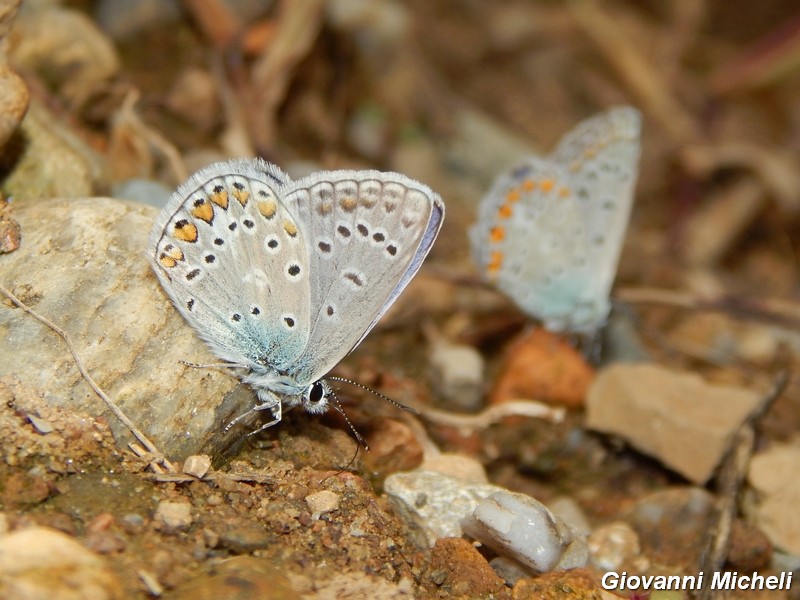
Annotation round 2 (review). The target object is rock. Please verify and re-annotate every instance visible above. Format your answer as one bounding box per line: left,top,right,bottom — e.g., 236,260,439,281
419,453,489,484
10,4,119,109
384,469,505,545
362,417,423,474
2,102,102,199
305,490,340,520
183,455,212,479
586,362,762,484
461,490,589,574
489,556,530,586
512,568,603,599
153,501,193,532
748,444,800,555
547,496,591,535
490,328,595,409
428,537,507,598
588,521,648,572
748,443,800,495
0,526,124,599
218,526,272,553
753,478,800,555
726,519,772,571
0,197,260,459
0,0,28,150
428,338,484,411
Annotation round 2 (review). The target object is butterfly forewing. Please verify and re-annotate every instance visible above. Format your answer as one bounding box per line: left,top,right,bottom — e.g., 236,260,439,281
283,171,444,384
149,159,312,371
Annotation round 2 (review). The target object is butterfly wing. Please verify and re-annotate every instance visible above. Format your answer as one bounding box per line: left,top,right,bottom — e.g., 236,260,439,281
470,157,595,331
148,159,312,372
281,171,444,384
549,106,642,319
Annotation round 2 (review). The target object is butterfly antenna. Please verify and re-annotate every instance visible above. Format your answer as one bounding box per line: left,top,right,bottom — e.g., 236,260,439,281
329,393,369,451
327,376,420,416
316,394,363,483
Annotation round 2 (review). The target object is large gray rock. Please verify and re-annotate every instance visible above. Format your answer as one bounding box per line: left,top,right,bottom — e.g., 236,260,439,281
1,197,261,459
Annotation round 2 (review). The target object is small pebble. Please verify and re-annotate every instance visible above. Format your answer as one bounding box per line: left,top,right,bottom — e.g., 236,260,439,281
183,455,211,479
27,414,53,434
428,339,484,411
461,490,589,574
588,521,646,572
219,526,272,553
305,490,340,520
489,556,530,586
384,470,506,545
154,501,192,532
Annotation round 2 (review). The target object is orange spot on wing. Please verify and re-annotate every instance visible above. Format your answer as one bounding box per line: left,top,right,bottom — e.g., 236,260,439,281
232,189,250,206
283,220,298,237
489,226,505,243
174,221,198,242
498,204,513,219
540,179,554,192
340,197,357,212
258,199,277,218
487,251,504,277
210,190,229,208
522,179,535,191
506,188,521,203
558,186,571,198
191,201,214,223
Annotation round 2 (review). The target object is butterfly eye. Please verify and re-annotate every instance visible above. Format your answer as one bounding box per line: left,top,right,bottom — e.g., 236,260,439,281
309,382,326,404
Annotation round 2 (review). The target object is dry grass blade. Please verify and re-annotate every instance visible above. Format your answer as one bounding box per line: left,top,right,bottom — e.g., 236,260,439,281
0,284,176,472
248,0,326,149
569,0,696,145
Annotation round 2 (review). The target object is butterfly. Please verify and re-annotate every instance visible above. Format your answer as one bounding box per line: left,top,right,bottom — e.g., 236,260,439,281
149,158,444,431
470,106,641,335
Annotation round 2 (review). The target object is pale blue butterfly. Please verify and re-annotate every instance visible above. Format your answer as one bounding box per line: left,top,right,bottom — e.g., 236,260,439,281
470,107,641,335
149,158,444,431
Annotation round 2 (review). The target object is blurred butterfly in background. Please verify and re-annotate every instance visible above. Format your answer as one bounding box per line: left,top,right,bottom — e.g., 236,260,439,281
469,106,642,336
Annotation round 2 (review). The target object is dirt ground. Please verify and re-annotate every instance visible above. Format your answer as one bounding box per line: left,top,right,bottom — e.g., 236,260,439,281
2,1,800,599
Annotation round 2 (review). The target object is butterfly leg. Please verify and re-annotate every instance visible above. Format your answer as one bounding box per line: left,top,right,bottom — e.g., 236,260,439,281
248,390,284,434
223,391,283,433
